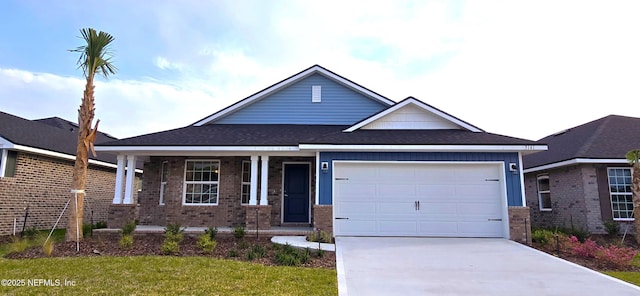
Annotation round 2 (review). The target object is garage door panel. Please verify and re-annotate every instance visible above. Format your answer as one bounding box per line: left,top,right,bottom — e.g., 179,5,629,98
458,221,502,237
379,221,418,234
334,162,506,238
378,202,416,215
457,203,502,216
377,184,416,196
420,202,457,215
418,222,458,236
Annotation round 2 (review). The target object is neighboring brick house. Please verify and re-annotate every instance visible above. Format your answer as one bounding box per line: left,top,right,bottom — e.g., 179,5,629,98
0,112,140,236
523,115,640,234
96,65,546,243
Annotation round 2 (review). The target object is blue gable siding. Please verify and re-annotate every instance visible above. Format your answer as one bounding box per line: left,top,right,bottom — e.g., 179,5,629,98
214,74,389,124
319,152,523,206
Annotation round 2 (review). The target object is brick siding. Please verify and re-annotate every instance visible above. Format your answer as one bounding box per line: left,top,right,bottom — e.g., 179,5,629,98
508,207,532,244
0,151,125,235
137,156,316,229
525,164,609,234
312,205,333,234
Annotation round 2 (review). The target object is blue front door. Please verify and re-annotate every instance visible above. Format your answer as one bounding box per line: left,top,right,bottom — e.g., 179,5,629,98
283,163,310,223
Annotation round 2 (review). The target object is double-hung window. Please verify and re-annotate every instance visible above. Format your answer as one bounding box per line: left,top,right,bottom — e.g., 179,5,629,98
159,161,168,205
0,149,17,178
241,161,251,204
537,174,552,211
608,168,633,220
184,160,220,205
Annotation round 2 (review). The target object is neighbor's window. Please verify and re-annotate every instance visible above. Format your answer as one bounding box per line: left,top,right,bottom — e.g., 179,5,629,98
183,160,219,205
608,168,634,220
241,161,251,204
0,150,17,178
159,161,168,205
537,174,551,211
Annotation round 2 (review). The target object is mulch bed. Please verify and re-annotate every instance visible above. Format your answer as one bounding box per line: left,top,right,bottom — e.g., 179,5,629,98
4,233,336,269
530,234,640,272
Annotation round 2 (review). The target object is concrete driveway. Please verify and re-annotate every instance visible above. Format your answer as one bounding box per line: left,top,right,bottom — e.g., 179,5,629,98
335,237,640,296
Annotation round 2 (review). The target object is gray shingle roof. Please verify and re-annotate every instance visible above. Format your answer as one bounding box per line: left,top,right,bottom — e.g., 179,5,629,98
97,124,538,147
0,111,117,164
523,115,640,169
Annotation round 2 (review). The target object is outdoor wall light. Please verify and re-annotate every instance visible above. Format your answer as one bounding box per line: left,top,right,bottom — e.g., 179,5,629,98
321,162,329,173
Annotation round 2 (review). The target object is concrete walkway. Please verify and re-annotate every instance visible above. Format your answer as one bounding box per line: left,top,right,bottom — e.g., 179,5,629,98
336,237,640,296
271,236,335,251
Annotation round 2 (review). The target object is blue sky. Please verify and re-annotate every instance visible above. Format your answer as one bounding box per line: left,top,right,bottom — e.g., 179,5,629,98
1,0,639,140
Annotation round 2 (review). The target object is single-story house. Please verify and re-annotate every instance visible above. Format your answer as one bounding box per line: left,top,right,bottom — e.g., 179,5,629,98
96,65,546,243
0,112,141,236
523,115,640,234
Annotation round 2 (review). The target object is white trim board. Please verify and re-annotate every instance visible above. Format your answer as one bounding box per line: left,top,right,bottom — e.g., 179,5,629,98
2,142,139,172
300,144,548,153
345,97,483,132
193,65,395,126
524,158,630,173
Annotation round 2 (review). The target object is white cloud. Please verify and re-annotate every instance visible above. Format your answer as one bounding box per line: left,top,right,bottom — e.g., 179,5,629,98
0,68,224,139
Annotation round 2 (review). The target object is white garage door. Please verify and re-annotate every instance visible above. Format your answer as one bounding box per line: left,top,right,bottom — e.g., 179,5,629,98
333,162,507,237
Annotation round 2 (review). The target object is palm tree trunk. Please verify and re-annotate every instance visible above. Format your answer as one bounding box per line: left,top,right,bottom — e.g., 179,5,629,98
66,77,95,242
633,162,640,244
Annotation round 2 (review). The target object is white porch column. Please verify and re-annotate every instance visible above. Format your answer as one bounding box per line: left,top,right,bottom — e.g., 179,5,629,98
112,154,126,204
249,155,259,205
260,156,269,205
123,155,137,204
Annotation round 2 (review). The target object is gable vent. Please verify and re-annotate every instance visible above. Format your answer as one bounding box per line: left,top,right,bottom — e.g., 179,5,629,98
312,85,321,103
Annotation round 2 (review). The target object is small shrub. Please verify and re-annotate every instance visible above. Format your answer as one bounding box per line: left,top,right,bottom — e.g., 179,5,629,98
8,237,30,254
42,240,54,256
119,235,134,249
233,226,246,239
238,240,249,250
94,221,108,229
568,236,600,258
161,240,180,255
316,248,325,258
596,245,638,268
196,234,217,254
273,243,309,266
205,227,218,240
306,230,333,243
275,252,300,266
83,223,94,237
164,223,184,243
22,227,39,239
251,244,266,258
532,229,555,245
228,249,239,257
121,221,136,236
603,220,620,236
561,227,589,243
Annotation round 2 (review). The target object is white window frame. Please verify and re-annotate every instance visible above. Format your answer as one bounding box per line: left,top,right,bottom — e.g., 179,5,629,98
0,149,7,178
241,160,251,204
159,161,168,205
183,159,220,206
537,174,552,211
608,167,634,221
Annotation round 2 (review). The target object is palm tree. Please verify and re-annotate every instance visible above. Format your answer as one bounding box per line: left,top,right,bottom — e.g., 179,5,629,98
67,28,117,242
626,150,640,244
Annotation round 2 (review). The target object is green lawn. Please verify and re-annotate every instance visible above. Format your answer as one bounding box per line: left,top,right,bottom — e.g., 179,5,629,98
605,271,640,286
0,256,337,295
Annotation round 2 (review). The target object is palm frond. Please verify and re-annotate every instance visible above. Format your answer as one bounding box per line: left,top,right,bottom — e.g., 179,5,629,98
69,28,117,79
626,150,640,165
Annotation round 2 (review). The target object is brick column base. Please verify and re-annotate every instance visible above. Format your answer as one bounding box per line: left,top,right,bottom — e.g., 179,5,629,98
108,204,139,229
313,205,333,234
508,206,532,245
245,205,271,230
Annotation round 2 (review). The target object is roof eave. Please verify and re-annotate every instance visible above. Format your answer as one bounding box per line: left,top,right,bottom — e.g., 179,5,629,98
524,158,630,173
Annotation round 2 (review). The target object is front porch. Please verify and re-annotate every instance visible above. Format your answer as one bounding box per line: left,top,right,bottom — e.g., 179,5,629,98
108,154,332,232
